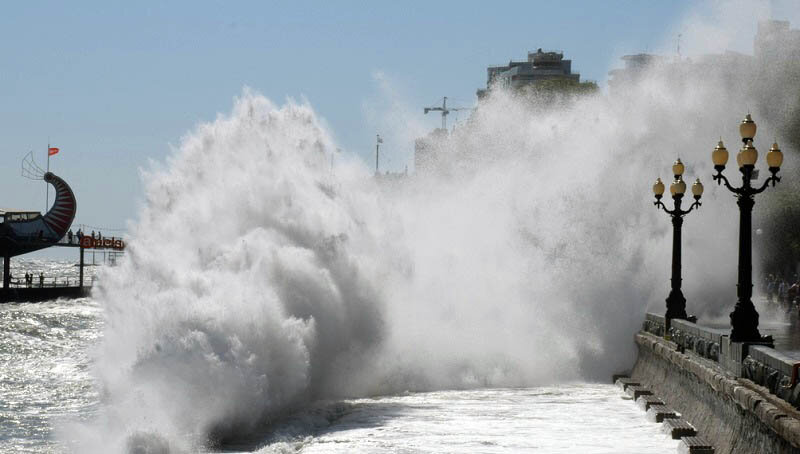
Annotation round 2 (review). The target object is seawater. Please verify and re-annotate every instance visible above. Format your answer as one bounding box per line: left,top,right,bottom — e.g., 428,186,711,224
0,281,678,453
252,386,680,454
1,261,101,453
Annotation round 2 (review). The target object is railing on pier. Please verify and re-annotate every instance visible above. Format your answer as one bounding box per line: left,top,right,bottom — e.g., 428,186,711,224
7,276,95,289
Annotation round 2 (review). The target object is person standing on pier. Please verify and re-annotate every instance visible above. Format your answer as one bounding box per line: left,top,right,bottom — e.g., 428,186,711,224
767,275,776,305
39,272,44,288
779,279,789,309
789,281,799,307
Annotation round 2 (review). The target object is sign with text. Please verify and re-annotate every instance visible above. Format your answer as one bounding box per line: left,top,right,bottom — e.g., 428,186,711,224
80,236,125,250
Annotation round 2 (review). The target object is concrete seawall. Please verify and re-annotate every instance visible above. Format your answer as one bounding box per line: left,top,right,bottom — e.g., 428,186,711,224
632,329,800,453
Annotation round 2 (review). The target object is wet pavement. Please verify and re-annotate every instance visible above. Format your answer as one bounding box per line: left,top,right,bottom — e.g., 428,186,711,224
701,303,800,359
757,319,800,357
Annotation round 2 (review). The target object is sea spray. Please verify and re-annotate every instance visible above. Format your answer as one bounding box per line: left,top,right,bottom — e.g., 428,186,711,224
78,51,797,451
79,93,389,451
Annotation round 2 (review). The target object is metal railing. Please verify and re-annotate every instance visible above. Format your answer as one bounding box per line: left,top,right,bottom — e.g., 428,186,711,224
7,275,95,288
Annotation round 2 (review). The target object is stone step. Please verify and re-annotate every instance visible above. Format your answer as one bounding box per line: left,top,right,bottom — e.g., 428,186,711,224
678,436,714,454
646,404,679,423
662,418,697,439
636,395,665,411
611,373,630,383
625,385,653,400
615,377,640,391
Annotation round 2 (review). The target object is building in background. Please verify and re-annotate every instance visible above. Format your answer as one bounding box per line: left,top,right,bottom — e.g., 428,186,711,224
607,54,667,93
416,48,594,177
755,19,800,62
608,20,800,94
477,49,584,99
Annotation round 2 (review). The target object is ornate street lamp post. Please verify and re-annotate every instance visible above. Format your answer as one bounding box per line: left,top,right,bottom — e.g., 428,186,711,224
653,159,704,329
712,114,784,343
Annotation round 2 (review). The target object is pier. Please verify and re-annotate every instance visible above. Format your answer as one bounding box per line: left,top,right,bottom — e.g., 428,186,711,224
0,169,126,303
1,234,124,303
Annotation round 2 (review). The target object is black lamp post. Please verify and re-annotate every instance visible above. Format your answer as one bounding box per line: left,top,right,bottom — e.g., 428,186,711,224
653,159,704,329
712,114,784,343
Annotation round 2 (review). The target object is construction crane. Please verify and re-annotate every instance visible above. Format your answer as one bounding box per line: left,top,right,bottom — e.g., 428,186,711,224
424,97,472,130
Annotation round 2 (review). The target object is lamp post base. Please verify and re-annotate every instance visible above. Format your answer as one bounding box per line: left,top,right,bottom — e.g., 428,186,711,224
665,289,687,332
730,299,764,343
665,289,688,320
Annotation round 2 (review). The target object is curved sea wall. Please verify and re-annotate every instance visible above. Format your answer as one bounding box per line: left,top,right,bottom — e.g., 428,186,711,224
631,316,800,454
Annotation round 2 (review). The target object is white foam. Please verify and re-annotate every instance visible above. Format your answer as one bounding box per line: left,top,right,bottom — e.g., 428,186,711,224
253,385,680,453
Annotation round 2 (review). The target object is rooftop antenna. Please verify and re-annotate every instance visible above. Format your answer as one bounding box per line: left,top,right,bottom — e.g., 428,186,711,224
375,134,383,175
424,97,472,131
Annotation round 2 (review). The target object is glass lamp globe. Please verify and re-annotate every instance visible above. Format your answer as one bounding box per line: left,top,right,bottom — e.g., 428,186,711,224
740,141,758,166
767,142,783,169
691,178,704,198
653,177,665,197
712,140,729,167
670,178,687,196
672,158,685,177
740,113,757,141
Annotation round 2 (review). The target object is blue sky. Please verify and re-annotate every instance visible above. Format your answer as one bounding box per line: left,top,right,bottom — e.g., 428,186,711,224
0,1,793,257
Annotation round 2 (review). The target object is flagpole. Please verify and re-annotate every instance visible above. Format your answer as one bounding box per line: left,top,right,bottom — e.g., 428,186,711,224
46,142,50,212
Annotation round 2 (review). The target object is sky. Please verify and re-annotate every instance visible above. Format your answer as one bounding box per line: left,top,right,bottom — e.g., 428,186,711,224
0,1,796,258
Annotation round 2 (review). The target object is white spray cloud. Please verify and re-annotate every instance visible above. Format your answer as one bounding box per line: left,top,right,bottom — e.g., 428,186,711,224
361,70,430,173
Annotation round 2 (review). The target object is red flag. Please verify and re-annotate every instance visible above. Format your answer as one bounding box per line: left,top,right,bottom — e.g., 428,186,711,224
48,147,59,156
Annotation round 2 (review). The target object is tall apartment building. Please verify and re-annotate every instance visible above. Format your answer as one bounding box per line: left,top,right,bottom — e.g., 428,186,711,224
477,49,581,99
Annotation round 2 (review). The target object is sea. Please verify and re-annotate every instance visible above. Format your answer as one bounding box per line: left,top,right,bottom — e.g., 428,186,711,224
0,260,682,453
1,260,100,453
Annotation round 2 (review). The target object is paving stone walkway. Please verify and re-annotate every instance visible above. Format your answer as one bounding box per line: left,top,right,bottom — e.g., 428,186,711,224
702,308,800,358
